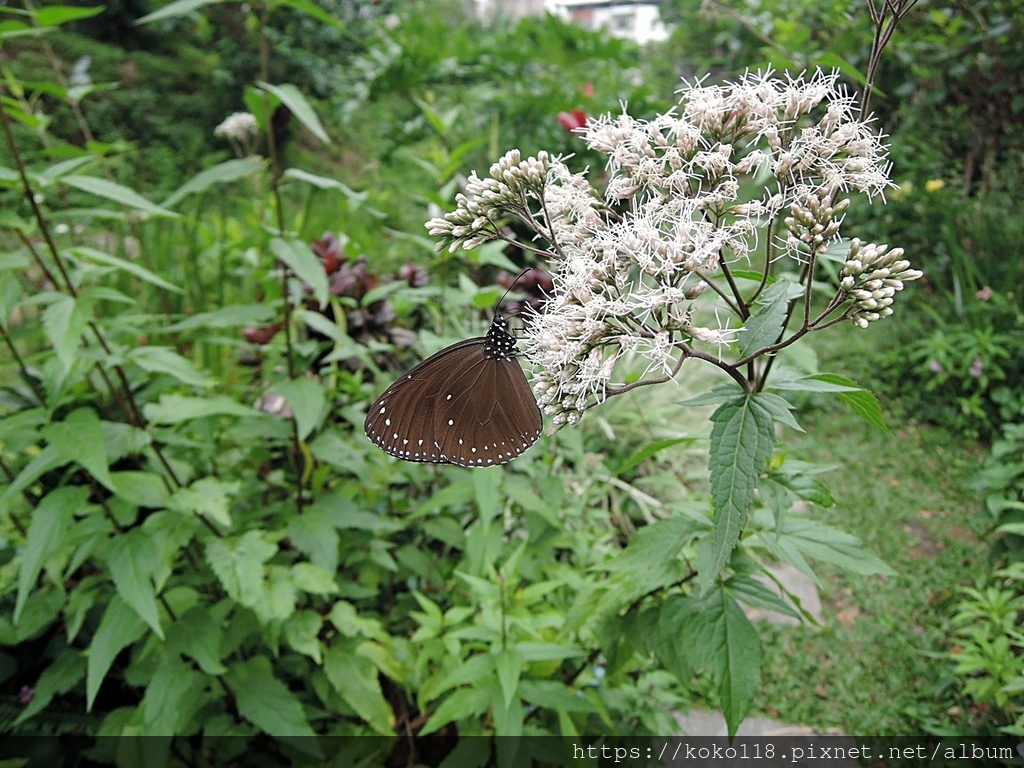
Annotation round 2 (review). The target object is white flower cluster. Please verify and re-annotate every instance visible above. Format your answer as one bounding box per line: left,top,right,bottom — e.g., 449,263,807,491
839,239,923,328
214,112,259,142
425,70,917,429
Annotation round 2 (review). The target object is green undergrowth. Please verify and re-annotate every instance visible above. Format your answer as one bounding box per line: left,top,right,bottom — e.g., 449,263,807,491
754,323,988,734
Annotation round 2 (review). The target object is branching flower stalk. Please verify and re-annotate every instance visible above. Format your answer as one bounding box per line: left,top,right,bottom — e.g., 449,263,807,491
428,69,922,431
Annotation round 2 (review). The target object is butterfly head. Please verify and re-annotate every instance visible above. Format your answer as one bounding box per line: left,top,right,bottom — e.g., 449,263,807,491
483,314,517,361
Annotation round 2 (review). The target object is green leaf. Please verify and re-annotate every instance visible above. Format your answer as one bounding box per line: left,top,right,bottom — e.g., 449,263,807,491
612,437,697,476
225,657,321,747
170,477,239,528
42,407,114,491
135,0,238,25
737,280,790,357
420,686,490,736
87,595,147,710
272,377,326,441
141,657,201,735
34,5,106,25
129,346,210,387
275,0,349,34
70,246,183,294
161,157,265,208
755,509,895,576
697,396,775,595
270,236,329,308
106,530,164,639
143,393,256,424
323,646,394,734
752,392,803,432
491,685,523,739
15,650,86,726
163,303,275,332
42,293,93,369
0,445,65,516
15,487,89,624
205,531,277,608
166,606,227,675
811,373,888,433
109,471,171,509
282,168,365,205
290,562,337,595
724,574,802,621
494,648,522,710
283,610,322,663
61,175,178,217
287,508,340,572
256,82,329,144
685,587,761,738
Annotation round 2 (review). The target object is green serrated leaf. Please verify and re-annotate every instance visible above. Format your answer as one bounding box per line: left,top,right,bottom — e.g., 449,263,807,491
205,530,277,608
170,477,238,528
752,392,803,432
87,595,147,710
161,157,264,208
42,294,93,370
756,509,895,576
693,588,761,738
813,374,889,433
106,530,164,639
70,246,183,294
283,610,322,663
494,648,522,710
141,657,201,735
257,82,329,144
166,606,227,675
323,646,394,735
272,377,325,441
42,407,114,491
15,487,89,624
143,393,256,424
287,509,340,572
225,656,321,748
290,562,337,595
420,686,490,736
737,281,790,357
270,236,329,308
698,396,775,595
14,650,85,726
61,175,178,217
0,445,65,516
724,574,802,621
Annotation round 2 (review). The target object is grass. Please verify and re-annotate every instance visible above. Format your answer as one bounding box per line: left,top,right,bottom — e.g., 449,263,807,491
752,320,990,734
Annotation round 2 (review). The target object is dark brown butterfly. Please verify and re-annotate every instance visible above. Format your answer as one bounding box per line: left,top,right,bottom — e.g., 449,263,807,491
364,314,542,467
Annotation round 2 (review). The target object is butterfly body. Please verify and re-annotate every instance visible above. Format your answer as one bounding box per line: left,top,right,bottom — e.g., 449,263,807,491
364,315,542,467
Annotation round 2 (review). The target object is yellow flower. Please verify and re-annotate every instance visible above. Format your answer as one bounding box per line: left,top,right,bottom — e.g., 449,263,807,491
925,178,945,193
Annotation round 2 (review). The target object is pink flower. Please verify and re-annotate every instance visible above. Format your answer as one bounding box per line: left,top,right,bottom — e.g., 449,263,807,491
928,359,943,373
976,285,992,301
969,356,984,377
581,82,594,98
557,109,588,133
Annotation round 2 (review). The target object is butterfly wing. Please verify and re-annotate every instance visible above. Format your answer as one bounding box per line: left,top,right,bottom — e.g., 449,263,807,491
363,338,484,464
432,354,542,467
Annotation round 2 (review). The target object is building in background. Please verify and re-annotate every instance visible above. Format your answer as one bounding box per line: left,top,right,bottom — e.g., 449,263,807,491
549,0,669,44
473,0,669,45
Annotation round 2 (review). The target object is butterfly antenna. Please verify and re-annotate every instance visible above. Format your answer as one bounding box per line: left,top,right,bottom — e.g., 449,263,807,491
495,268,532,318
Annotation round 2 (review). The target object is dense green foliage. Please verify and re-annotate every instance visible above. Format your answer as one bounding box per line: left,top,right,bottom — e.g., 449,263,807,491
0,0,1019,759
